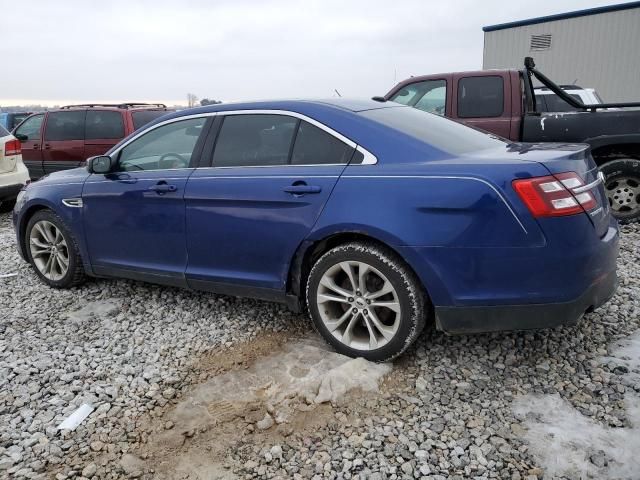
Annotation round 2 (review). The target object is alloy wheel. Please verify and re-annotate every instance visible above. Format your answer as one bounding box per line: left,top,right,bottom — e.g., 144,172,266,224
29,220,70,281
316,261,401,351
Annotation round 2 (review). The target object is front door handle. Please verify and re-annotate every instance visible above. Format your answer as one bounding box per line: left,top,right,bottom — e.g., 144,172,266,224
149,183,177,193
43,143,51,150
283,185,322,195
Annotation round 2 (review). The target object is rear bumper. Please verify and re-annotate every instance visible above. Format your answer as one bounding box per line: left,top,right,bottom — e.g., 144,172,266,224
0,183,23,202
435,268,617,334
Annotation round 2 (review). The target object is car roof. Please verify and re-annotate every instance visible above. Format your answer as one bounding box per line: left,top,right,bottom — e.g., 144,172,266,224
156,99,395,124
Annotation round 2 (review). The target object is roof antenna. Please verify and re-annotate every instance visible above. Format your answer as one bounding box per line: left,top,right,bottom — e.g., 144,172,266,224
334,89,342,97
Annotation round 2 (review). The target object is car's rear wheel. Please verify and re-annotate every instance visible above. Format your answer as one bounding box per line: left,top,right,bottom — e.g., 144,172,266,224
600,158,640,224
25,210,86,288
306,242,426,362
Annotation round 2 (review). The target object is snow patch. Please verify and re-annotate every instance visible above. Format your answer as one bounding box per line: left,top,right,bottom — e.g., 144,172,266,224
513,331,640,479
65,300,120,323
170,339,391,430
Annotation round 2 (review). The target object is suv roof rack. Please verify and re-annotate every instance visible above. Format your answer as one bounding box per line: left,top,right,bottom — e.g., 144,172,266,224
60,103,167,110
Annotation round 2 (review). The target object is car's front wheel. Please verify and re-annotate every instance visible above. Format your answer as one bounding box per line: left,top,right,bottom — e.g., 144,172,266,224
306,242,426,362
25,210,86,288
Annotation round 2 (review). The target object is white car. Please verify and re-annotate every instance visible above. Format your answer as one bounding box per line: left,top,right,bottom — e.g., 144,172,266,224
0,125,30,212
534,85,603,112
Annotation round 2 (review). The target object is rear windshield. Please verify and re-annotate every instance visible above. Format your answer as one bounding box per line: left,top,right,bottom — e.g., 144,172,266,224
132,110,170,131
360,106,505,155
0,124,10,137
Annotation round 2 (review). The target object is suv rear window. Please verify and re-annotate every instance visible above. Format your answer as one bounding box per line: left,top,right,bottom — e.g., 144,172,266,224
132,110,169,131
361,106,505,155
0,124,9,137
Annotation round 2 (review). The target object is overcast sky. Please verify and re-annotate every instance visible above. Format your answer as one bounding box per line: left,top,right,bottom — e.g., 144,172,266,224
0,0,613,106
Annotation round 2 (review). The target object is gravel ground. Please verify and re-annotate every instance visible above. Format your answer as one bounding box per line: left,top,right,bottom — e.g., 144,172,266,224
1,210,639,479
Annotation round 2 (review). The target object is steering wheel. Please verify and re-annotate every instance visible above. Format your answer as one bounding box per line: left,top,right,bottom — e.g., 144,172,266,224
158,152,188,169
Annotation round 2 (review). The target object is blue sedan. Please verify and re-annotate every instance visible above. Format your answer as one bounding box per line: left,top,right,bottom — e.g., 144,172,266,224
12,99,619,361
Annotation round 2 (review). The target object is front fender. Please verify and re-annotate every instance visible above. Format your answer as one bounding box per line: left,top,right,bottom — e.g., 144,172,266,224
14,184,92,273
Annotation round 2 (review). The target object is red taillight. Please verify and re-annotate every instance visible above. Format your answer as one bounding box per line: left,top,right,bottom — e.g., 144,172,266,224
513,171,596,217
4,139,21,157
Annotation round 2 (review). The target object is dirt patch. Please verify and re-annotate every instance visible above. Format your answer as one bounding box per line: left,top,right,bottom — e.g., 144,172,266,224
111,333,392,479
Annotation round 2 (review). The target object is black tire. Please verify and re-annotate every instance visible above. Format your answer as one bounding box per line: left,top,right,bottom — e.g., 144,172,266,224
0,199,15,213
25,210,86,288
306,241,426,362
600,158,640,224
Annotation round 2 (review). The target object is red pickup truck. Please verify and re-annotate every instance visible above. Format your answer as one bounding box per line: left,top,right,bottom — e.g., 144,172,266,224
384,58,640,223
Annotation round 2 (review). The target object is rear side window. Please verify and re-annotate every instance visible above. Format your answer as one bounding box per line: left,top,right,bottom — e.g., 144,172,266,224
86,111,125,139
212,114,297,167
457,76,504,118
14,114,44,141
291,121,354,165
0,124,9,137
132,110,169,130
45,111,86,141
361,106,505,155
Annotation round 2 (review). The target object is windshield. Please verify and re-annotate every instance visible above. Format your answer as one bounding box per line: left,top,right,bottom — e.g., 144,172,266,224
360,106,505,155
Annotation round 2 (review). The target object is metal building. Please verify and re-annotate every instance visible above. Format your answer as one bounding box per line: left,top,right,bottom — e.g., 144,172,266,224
483,2,640,102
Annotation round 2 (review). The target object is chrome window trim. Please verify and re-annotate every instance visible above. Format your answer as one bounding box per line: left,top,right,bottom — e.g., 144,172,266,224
108,109,378,169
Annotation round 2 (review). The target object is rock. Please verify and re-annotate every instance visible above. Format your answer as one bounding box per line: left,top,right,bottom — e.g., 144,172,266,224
81,463,97,478
119,454,144,478
256,413,274,430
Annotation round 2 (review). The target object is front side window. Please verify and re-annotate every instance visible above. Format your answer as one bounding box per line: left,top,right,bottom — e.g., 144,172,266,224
118,117,206,171
212,114,297,167
86,110,125,139
14,114,44,141
45,111,86,141
291,121,354,165
390,80,447,116
457,76,504,118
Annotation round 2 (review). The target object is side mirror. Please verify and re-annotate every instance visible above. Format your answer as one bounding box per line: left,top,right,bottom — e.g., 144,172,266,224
14,133,28,142
87,155,114,174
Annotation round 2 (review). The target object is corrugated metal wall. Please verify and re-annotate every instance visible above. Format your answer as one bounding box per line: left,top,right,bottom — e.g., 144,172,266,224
483,8,640,102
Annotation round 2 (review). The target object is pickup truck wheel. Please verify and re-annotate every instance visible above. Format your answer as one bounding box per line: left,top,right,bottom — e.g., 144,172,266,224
306,242,426,362
600,158,640,224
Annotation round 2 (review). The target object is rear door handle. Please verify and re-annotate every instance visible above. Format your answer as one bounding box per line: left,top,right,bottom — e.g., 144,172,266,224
43,144,51,150
149,183,177,193
283,185,322,194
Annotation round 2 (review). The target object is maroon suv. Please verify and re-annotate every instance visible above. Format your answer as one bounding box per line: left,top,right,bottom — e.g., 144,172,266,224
12,103,171,178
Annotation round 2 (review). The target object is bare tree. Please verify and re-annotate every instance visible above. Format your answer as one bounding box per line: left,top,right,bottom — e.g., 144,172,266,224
187,93,198,107
200,98,222,106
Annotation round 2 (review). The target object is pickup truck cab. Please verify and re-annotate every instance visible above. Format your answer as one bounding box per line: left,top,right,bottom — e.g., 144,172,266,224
13,103,170,179
385,63,640,222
